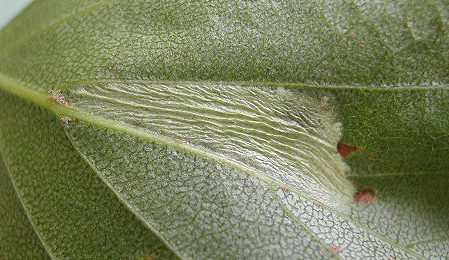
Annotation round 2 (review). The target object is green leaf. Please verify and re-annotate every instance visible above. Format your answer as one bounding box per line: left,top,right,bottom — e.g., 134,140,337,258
0,150,51,260
0,0,448,259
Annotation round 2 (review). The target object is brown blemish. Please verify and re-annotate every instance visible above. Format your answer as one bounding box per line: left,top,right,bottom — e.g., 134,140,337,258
319,96,334,111
143,251,156,260
109,63,115,69
59,116,72,126
354,189,375,204
337,142,358,157
313,202,323,208
330,244,342,254
281,187,290,193
50,90,73,109
65,99,73,109
50,90,66,105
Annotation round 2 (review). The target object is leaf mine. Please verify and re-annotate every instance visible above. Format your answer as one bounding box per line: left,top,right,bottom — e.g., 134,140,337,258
67,81,355,207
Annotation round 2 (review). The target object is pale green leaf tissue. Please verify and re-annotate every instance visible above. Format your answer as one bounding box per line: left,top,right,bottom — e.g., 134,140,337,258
0,0,448,259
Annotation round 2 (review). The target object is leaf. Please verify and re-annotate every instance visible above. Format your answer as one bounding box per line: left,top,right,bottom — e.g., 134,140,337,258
0,87,179,259
0,0,448,259
0,150,51,260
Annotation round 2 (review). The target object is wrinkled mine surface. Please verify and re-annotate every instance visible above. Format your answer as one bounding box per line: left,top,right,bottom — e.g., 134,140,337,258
69,82,353,205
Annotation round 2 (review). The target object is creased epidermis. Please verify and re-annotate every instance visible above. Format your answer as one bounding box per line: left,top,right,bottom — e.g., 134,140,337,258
67,81,354,208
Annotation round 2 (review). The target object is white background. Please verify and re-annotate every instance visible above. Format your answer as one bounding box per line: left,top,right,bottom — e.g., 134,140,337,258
0,0,33,29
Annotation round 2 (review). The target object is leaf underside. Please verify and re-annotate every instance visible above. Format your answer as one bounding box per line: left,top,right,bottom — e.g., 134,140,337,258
0,0,448,259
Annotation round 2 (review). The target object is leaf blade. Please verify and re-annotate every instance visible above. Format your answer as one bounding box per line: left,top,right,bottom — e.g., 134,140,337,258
1,0,448,92
0,150,52,260
0,0,448,259
0,89,179,260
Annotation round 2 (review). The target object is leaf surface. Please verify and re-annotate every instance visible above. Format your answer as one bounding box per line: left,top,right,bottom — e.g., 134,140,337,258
0,150,51,260
0,0,448,259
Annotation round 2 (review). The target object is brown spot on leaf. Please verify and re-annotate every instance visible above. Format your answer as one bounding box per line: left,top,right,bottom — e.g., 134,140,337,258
281,187,290,193
65,99,73,109
50,90,73,109
109,63,115,69
337,142,358,157
313,202,323,208
354,189,375,204
319,96,334,111
143,251,156,260
330,244,342,254
50,90,66,105
59,116,72,126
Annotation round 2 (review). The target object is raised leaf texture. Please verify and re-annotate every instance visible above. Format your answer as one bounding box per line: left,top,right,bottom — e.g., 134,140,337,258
0,0,448,91
0,151,51,260
0,0,448,259
67,81,352,205
0,91,178,259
